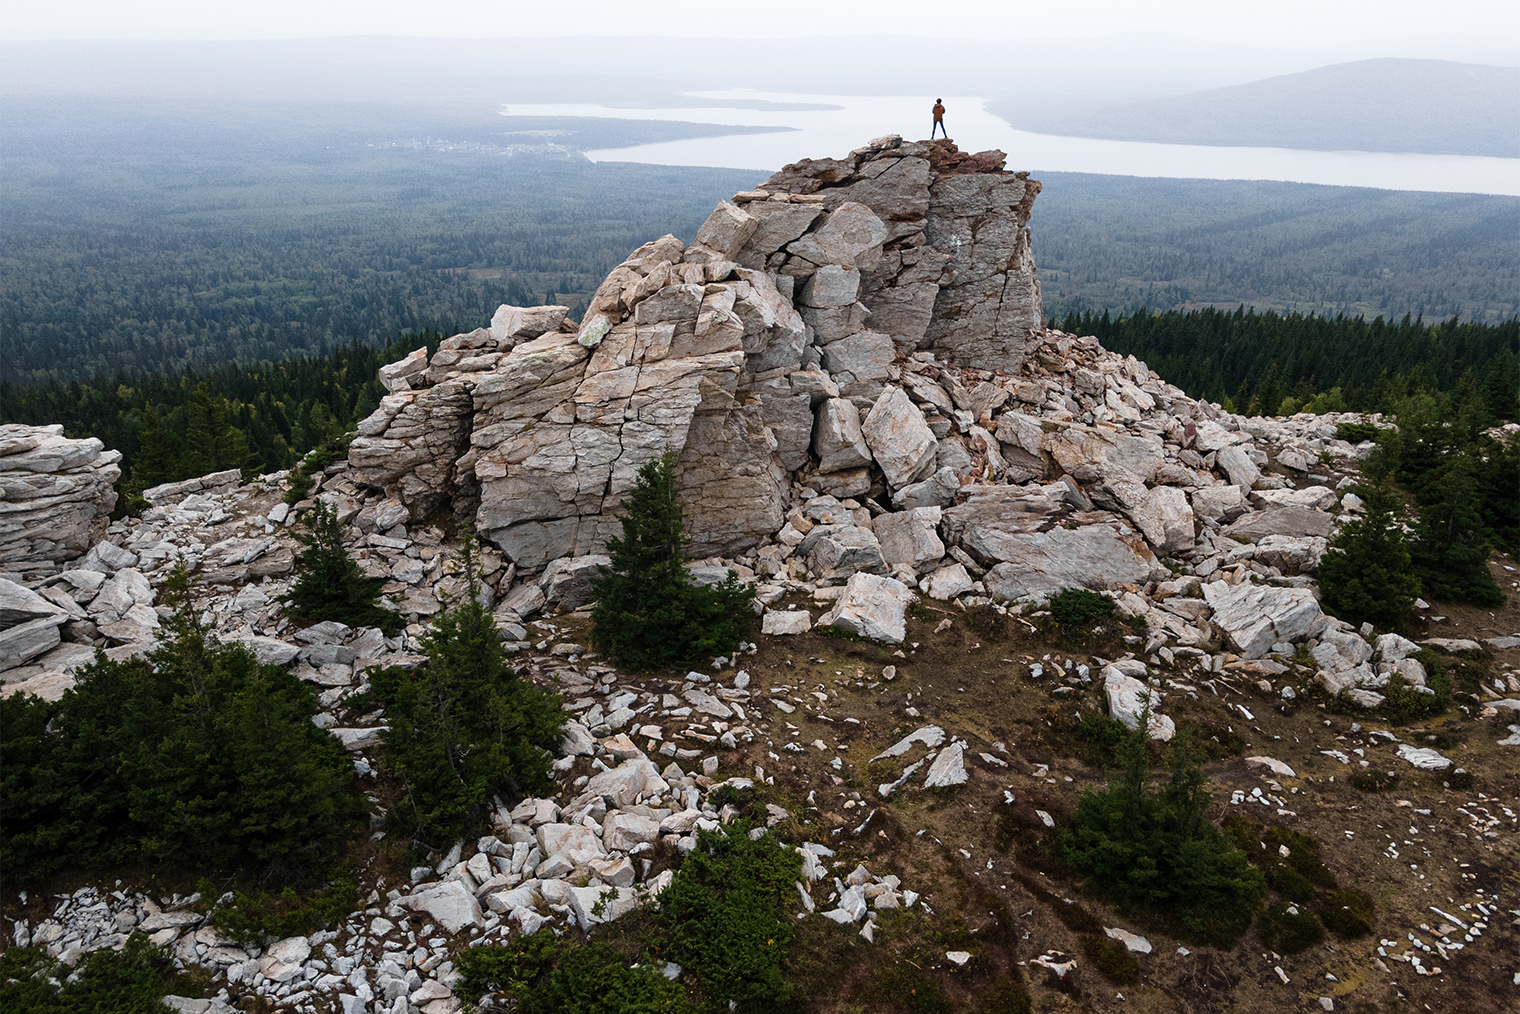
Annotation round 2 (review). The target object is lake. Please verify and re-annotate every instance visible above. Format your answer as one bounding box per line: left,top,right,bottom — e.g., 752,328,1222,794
500,91,1520,197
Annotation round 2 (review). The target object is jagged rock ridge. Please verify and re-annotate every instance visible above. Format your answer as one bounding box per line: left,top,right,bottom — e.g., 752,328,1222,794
347,135,1042,564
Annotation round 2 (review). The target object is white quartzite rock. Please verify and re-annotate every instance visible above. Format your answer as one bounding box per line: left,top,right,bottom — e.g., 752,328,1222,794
1201,581,1323,658
1103,668,1176,741
861,388,938,491
818,572,916,644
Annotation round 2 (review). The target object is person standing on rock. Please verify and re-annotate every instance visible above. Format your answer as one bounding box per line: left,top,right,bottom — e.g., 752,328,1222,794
931,98,948,139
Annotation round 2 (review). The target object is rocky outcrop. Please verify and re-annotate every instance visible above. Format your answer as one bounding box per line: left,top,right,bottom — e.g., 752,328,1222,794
347,136,1043,567
0,425,121,572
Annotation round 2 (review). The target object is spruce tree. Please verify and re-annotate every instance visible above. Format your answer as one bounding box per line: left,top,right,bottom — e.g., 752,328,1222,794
1317,484,1421,629
1410,455,1505,606
282,501,402,633
374,534,564,847
590,449,754,670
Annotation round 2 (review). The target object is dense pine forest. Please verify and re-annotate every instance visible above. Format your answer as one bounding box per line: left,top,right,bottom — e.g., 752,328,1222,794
4,98,1518,386
1060,307,1518,418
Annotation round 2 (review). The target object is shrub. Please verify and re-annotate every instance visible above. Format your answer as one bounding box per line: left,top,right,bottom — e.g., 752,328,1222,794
455,929,696,1014
202,879,360,948
457,824,802,1013
591,449,754,670
1047,588,1115,627
1350,769,1399,792
659,823,803,1011
1084,935,1139,984
1336,422,1380,443
1318,485,1420,630
1060,721,1265,942
1409,454,1506,607
1318,889,1375,938
0,935,177,1013
0,606,363,884
282,499,402,633
373,535,564,849
1258,902,1324,954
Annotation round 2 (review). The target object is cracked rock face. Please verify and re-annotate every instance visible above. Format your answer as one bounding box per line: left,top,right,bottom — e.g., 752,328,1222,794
345,136,1043,570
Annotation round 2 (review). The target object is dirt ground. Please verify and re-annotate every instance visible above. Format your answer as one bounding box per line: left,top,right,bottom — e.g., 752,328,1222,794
539,551,1520,1014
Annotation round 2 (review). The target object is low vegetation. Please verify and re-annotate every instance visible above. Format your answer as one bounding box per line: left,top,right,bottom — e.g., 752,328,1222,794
282,499,403,634
0,935,185,1014
456,824,802,1013
1059,718,1266,944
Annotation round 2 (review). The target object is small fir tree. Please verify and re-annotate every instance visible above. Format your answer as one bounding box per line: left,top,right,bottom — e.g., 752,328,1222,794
1061,714,1265,941
1317,484,1421,630
590,449,754,670
1410,455,1505,606
282,500,402,633
373,533,564,847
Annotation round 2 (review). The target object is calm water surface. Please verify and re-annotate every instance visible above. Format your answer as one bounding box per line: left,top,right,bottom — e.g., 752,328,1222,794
501,91,1520,196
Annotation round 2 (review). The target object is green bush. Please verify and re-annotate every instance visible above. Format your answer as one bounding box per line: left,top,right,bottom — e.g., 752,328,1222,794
0,606,363,884
1084,935,1139,984
373,536,565,849
1318,889,1375,938
458,825,802,1013
659,824,803,1011
1047,588,1116,627
282,499,402,633
0,935,178,1013
1258,902,1324,954
455,930,695,1014
202,879,360,948
1060,722,1264,942
1350,769,1400,792
1318,485,1421,630
1336,422,1380,443
591,449,754,671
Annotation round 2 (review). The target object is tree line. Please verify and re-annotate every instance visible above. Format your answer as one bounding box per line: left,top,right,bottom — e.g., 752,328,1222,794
1059,306,1518,421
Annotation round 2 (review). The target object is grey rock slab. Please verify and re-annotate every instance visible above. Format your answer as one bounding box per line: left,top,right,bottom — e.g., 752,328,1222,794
0,577,59,626
818,572,916,644
807,525,888,578
539,554,610,610
981,522,1160,602
812,398,872,472
874,507,945,569
891,466,962,510
862,387,938,491
1201,581,1324,658
0,615,64,672
762,609,812,635
1103,667,1175,741
1215,445,1261,488
870,724,945,762
400,881,483,934
1396,744,1452,770
922,563,973,600
234,636,301,667
922,741,969,788
1225,507,1334,541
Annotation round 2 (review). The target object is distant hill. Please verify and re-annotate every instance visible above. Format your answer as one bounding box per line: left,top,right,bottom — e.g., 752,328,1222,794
991,59,1520,158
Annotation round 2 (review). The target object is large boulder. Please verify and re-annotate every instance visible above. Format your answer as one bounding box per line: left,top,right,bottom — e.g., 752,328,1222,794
818,572,916,644
1103,667,1176,741
862,387,939,491
1201,581,1324,658
349,139,1043,566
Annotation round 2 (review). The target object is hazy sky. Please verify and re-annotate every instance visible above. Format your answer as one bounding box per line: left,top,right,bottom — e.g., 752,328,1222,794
3,0,1517,60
